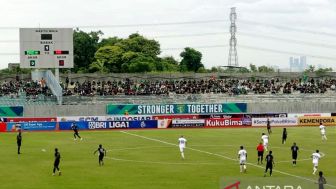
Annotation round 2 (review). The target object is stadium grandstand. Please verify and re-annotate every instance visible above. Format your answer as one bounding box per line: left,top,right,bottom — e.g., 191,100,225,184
1,72,336,106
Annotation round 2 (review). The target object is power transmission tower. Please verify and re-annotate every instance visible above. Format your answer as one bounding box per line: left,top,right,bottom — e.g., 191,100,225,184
228,7,238,67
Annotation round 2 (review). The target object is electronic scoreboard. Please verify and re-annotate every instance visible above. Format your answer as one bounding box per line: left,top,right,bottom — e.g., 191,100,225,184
20,28,73,68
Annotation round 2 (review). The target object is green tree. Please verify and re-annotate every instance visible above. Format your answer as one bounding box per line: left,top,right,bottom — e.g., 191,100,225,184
180,47,203,72
121,51,139,63
94,46,124,72
127,54,156,73
249,64,257,72
89,60,109,73
116,33,161,58
0,67,31,74
258,65,275,73
73,29,103,73
304,65,315,73
98,37,122,48
197,67,208,73
315,67,332,76
160,56,178,65
210,66,219,73
155,56,179,72
238,67,250,73
223,67,236,73
179,64,189,72
95,33,163,73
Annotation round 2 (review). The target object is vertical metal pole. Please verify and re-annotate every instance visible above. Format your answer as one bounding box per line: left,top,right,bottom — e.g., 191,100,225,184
55,68,60,83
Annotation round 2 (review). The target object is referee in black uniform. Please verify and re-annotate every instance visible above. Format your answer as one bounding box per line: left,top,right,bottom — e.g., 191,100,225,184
17,131,22,154
291,142,299,166
53,148,61,176
282,128,287,144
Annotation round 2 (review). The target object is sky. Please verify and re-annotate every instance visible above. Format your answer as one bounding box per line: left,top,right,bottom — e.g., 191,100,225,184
0,0,336,70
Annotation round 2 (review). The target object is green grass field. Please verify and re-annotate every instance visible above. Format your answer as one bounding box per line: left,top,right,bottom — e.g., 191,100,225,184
1,127,335,189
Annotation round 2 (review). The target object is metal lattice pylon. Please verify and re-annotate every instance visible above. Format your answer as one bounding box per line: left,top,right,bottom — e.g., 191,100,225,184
228,7,238,67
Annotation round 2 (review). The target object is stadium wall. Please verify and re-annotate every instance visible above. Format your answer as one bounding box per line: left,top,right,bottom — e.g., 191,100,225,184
24,104,106,117
20,102,336,117
3,116,336,132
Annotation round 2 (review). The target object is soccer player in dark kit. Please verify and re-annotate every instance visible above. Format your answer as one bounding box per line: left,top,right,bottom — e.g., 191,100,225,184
282,128,287,144
291,142,299,166
94,144,106,166
17,131,22,154
53,148,61,176
316,171,327,189
71,122,82,140
264,151,274,177
266,118,272,134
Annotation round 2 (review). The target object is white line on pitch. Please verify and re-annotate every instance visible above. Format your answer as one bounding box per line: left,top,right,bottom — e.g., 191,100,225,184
105,156,219,165
120,131,336,188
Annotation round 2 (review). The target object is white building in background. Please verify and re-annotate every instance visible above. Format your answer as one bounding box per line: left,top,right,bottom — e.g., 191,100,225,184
289,56,307,72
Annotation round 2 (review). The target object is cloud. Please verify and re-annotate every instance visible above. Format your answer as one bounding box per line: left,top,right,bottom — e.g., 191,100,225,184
235,0,336,29
0,0,335,69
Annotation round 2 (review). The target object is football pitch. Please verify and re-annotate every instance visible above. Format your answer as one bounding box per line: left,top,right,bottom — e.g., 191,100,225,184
1,127,335,189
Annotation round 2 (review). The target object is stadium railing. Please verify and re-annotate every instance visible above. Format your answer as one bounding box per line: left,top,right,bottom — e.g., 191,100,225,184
60,93,336,105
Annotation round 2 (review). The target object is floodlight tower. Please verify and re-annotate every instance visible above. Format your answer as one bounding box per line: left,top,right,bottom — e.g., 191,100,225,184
228,7,238,67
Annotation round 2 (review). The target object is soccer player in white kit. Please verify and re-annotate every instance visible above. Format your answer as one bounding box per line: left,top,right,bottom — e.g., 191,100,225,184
261,133,269,152
238,146,247,173
312,150,321,175
178,136,187,159
319,122,327,141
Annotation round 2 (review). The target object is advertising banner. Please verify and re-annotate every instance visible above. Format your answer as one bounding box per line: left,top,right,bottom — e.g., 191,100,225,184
57,115,153,122
106,103,247,115
241,118,252,126
59,122,89,130
244,113,287,118
153,114,199,120
128,120,157,129
106,115,152,121
171,119,205,128
205,118,251,127
0,122,6,132
87,120,157,130
157,119,172,129
288,113,331,118
0,106,23,117
199,114,245,119
57,116,106,122
6,117,56,122
252,118,298,126
6,122,56,131
298,116,336,126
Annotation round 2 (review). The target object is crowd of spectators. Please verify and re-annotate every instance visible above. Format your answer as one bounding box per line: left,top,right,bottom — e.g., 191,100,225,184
1,77,335,98
62,78,336,96
0,78,52,99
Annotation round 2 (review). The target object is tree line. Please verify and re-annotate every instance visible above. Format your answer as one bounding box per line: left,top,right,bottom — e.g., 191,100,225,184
72,29,305,74
73,29,204,73
0,29,333,74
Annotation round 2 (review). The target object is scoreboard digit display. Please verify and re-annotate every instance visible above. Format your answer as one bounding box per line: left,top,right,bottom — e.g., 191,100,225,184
20,28,73,68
